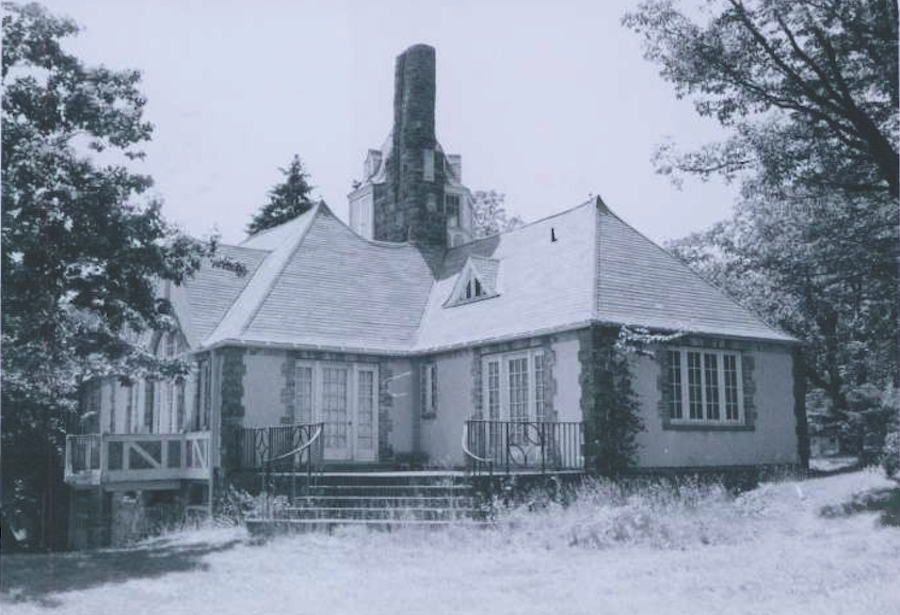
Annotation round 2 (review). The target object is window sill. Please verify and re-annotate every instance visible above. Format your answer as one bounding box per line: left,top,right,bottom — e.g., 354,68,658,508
663,422,755,432
421,412,437,421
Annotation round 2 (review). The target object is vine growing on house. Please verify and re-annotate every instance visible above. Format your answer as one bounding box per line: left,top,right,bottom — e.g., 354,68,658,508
581,326,645,476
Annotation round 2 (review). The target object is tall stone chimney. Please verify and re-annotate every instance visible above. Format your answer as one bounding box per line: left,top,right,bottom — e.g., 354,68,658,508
373,44,447,248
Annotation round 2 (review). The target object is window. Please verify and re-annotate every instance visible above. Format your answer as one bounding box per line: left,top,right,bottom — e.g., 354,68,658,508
445,194,460,228
666,348,743,424
423,149,434,181
420,362,437,417
196,359,212,431
322,367,349,449
445,257,499,307
295,365,314,424
356,368,376,450
481,349,546,425
465,278,485,300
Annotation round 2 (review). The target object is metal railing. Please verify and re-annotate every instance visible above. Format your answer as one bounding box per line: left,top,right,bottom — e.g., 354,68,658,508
463,420,584,476
234,423,325,504
64,431,212,485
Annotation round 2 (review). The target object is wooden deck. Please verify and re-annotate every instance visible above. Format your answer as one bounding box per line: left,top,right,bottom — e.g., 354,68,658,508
65,431,212,488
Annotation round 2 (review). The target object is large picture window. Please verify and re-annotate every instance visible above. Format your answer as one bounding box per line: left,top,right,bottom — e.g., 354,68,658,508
666,349,744,424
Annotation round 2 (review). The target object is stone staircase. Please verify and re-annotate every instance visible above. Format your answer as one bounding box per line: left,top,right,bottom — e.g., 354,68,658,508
246,472,491,534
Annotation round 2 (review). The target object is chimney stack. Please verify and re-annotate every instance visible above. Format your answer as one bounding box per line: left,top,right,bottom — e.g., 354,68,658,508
372,44,446,248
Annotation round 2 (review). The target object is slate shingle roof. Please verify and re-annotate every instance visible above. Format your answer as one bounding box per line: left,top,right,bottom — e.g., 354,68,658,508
175,199,793,353
174,245,269,347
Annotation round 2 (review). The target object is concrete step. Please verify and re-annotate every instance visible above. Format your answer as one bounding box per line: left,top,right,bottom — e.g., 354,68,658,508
246,517,492,535
301,485,473,498
281,506,479,521
289,495,478,509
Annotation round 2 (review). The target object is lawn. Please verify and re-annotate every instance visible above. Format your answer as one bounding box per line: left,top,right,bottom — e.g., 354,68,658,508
2,470,899,615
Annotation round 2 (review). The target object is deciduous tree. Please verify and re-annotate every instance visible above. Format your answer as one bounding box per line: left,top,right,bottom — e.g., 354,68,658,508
471,190,523,238
623,0,899,200
1,2,231,547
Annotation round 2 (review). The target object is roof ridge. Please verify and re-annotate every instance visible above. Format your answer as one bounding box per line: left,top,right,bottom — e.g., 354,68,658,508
204,202,323,346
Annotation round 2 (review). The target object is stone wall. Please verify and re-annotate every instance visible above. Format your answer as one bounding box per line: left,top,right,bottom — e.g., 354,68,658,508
374,44,447,249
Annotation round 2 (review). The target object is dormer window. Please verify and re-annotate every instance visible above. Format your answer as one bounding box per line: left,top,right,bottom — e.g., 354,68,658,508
465,278,484,299
445,256,500,307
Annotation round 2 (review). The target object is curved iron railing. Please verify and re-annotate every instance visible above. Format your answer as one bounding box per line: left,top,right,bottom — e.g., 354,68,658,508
462,421,494,480
235,423,325,510
463,420,584,477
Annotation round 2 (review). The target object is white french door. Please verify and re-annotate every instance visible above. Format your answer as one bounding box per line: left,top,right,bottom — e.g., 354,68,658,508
296,361,378,462
482,349,546,449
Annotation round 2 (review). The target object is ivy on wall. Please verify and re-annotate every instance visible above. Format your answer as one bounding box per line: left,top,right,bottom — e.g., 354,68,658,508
579,325,645,476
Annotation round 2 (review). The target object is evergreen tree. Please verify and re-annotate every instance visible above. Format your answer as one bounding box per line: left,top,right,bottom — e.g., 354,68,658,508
246,155,319,235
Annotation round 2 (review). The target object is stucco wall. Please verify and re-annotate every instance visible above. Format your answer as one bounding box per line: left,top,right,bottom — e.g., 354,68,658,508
552,331,581,424
632,344,799,468
382,358,414,456
241,349,286,428
236,349,416,461
420,349,473,467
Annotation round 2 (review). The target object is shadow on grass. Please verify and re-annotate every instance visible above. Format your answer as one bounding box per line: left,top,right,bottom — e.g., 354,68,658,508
0,537,242,608
820,487,900,527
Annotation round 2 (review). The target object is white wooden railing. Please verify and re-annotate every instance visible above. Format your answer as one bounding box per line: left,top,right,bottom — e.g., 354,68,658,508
65,431,212,486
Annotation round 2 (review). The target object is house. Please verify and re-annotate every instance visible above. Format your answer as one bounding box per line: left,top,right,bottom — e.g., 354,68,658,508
64,44,803,547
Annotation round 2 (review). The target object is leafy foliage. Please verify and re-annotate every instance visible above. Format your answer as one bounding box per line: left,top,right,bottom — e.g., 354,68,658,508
1,2,226,546
623,0,899,199
582,327,645,476
471,190,524,238
246,155,319,235
667,192,899,460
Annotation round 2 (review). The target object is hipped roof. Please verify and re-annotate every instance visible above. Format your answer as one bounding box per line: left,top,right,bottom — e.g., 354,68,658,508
173,199,794,355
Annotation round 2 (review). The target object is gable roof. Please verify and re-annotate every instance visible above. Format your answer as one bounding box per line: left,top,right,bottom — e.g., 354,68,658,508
180,198,793,354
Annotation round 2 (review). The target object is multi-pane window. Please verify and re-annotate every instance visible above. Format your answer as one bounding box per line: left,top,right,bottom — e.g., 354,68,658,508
420,363,437,417
196,360,212,431
144,379,155,432
667,348,743,424
703,354,720,420
687,351,703,419
534,355,546,423
356,369,375,450
723,354,740,421
666,351,683,419
482,350,545,423
288,362,379,459
322,367,349,449
295,365,314,424
508,357,529,423
487,360,500,420
445,194,460,228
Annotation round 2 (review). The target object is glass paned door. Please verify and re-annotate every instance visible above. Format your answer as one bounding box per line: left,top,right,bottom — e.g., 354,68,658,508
321,366,350,460
354,367,378,462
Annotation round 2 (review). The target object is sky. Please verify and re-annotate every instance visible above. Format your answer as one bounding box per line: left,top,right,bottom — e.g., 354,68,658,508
37,0,740,246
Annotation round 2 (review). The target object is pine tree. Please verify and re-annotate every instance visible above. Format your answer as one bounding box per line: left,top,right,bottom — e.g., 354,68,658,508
246,155,319,235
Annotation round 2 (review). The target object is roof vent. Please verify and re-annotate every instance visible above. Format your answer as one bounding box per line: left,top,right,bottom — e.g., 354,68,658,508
551,227,557,242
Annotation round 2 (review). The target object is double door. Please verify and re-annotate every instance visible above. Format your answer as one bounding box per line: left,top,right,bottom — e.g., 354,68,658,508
294,361,378,462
